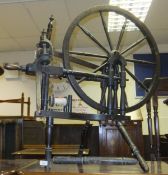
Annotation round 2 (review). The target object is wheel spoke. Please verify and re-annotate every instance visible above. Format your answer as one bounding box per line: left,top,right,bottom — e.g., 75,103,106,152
121,37,146,55
125,67,149,92
69,51,108,59
54,51,98,69
124,91,128,107
99,11,113,50
116,19,127,51
78,61,108,84
78,24,110,55
62,6,160,113
125,58,156,65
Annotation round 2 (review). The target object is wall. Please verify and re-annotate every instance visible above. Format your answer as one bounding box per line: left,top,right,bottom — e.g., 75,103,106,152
0,51,36,116
138,44,168,135
0,44,167,134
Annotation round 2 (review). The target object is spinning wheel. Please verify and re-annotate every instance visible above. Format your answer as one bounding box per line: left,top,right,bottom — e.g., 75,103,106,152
62,5,160,113
3,7,161,172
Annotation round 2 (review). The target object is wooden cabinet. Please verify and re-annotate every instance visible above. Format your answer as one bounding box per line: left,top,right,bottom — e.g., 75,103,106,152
0,123,4,158
23,120,45,145
0,119,144,159
23,121,99,156
0,119,22,159
23,120,143,157
99,120,144,157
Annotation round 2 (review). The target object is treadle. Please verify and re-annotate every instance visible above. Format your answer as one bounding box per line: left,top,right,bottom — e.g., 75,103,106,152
53,156,138,165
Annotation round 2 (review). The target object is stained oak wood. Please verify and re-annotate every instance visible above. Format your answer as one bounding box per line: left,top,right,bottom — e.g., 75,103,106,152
13,144,89,159
99,121,144,157
0,119,22,159
23,122,99,156
144,77,168,159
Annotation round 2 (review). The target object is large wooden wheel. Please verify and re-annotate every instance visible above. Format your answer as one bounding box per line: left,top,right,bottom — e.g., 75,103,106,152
62,5,160,113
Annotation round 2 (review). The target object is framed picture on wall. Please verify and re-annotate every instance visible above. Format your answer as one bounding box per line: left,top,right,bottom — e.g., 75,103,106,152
133,53,168,97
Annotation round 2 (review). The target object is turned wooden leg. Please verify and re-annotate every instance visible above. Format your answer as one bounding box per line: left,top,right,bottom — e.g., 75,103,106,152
152,94,160,159
146,99,153,151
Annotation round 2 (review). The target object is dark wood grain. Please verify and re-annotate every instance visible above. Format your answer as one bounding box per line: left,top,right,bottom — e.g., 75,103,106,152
144,77,168,159
23,122,99,156
99,121,144,157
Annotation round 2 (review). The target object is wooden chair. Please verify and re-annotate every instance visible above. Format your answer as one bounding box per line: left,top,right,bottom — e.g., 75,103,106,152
0,92,31,118
0,93,31,158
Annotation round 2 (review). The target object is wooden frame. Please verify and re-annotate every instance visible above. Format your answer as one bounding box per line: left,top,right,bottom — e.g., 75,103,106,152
0,92,31,118
0,93,31,158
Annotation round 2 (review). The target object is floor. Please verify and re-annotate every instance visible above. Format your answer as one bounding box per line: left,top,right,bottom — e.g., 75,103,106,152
0,159,168,175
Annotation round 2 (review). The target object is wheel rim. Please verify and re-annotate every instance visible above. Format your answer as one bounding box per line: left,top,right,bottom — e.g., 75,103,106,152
62,5,160,113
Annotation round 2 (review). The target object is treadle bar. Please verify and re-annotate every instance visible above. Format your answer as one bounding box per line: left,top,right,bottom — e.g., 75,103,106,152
116,121,149,172
53,156,138,165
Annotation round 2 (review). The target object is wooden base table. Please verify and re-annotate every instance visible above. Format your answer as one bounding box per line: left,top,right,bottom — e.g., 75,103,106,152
13,145,89,159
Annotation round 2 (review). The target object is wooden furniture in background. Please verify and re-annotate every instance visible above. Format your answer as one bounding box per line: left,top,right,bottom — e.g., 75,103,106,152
22,122,99,157
21,120,143,158
13,144,89,159
0,93,31,159
0,92,31,118
144,77,168,159
99,120,144,157
0,117,22,159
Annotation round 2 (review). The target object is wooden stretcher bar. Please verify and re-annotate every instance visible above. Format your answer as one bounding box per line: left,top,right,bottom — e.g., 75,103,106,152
0,92,31,118
12,144,89,158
